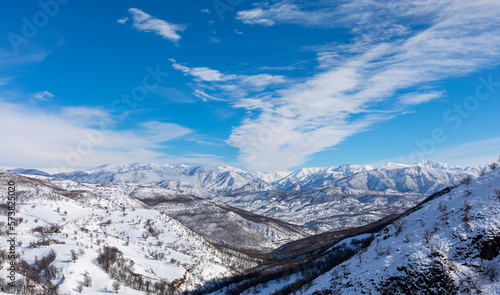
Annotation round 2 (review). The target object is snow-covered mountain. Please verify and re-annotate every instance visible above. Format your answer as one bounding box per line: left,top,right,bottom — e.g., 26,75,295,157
273,165,371,190
310,165,474,194
7,160,481,195
44,163,274,194
5,161,483,234
253,171,290,184
272,161,481,192
299,166,500,294
0,159,496,294
210,162,482,232
193,165,500,295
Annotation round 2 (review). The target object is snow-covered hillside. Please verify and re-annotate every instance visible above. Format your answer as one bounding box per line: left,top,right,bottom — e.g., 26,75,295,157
299,167,500,294
213,188,426,232
0,173,257,294
95,182,313,251
206,165,500,294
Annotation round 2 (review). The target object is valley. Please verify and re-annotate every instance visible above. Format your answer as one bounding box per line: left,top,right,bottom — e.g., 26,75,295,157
0,160,497,294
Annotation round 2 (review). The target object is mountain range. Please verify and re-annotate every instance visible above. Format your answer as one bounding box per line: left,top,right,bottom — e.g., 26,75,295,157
195,165,500,295
6,160,483,233
0,160,495,294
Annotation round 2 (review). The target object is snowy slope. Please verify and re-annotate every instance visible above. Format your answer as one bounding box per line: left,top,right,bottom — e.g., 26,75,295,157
301,168,500,294
0,173,256,294
253,171,290,184
197,167,500,295
214,188,426,232
95,183,313,251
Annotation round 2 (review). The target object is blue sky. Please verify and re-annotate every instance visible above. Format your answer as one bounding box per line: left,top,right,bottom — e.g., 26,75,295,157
1,0,500,172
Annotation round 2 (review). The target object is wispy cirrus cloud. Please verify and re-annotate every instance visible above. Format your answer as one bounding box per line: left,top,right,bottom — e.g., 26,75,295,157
0,100,194,169
169,59,287,101
225,0,500,171
398,91,444,105
236,2,334,27
0,50,50,87
117,17,129,24
32,90,54,101
122,8,187,42
170,58,235,82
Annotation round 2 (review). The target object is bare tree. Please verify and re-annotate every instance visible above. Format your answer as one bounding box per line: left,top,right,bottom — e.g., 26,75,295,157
112,281,121,293
70,250,78,262
459,176,473,186
84,275,92,287
394,220,405,237
423,229,432,243
463,200,473,211
483,261,499,281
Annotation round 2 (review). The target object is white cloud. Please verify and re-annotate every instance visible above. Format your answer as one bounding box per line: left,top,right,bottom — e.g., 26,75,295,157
236,2,334,27
150,86,198,103
0,50,49,86
399,91,444,105
170,60,287,101
60,106,112,127
259,65,296,71
0,101,193,169
210,37,221,44
33,91,54,101
139,121,193,143
201,9,210,14
127,8,186,42
241,74,286,87
0,50,48,67
193,89,227,102
226,0,500,171
117,16,129,24
170,59,233,82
